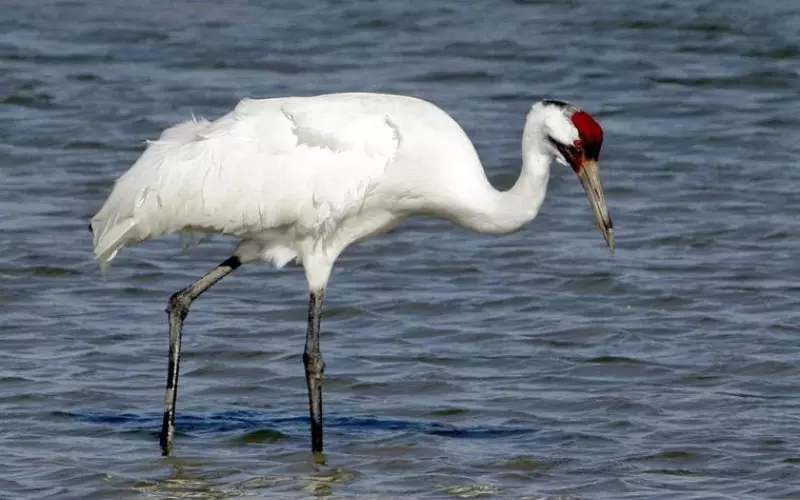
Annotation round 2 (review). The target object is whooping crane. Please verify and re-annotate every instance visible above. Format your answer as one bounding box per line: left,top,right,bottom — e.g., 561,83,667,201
89,92,614,455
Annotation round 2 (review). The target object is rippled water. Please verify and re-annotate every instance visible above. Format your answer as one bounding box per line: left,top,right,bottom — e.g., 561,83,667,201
2,0,799,498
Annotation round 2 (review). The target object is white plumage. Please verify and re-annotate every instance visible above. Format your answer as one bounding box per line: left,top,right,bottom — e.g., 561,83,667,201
89,92,613,454
91,93,509,289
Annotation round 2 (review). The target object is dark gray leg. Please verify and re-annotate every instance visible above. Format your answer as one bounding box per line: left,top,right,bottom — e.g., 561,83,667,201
160,255,242,456
303,290,325,453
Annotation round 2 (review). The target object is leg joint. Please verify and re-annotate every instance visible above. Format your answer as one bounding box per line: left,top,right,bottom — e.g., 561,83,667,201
303,351,325,376
166,290,191,319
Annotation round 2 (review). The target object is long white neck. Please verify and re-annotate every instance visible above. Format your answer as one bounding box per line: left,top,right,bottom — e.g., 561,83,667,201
452,139,552,235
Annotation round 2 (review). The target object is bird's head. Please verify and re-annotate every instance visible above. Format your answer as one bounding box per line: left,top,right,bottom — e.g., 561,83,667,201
525,99,614,251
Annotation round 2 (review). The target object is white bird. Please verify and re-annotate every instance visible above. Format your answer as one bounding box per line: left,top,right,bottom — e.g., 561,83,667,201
89,92,613,455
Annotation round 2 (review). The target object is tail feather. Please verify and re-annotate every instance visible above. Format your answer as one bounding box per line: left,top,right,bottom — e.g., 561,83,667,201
87,118,213,273
90,215,137,274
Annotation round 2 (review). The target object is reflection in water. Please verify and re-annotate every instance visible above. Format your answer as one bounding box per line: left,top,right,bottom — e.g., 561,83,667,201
135,454,362,499
136,457,232,500
84,410,533,497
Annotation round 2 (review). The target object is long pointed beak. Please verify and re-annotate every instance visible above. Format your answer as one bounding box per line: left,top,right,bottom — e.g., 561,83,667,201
576,160,614,251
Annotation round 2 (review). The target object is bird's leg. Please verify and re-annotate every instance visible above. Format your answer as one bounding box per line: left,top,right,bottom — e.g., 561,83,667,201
160,255,242,456
303,289,326,453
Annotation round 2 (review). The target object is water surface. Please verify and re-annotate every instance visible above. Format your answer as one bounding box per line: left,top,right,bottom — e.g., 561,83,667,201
1,0,799,498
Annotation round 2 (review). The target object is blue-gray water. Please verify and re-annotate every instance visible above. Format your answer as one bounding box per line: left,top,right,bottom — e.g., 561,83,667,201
2,0,799,498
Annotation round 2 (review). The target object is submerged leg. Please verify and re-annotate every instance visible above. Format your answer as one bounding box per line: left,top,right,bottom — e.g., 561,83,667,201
303,290,326,453
160,255,242,456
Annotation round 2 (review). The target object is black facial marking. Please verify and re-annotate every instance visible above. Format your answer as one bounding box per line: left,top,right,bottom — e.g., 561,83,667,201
584,141,601,161
542,99,570,109
547,135,580,167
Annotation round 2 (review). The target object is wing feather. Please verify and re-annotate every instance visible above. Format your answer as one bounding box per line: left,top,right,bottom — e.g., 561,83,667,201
90,96,401,268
